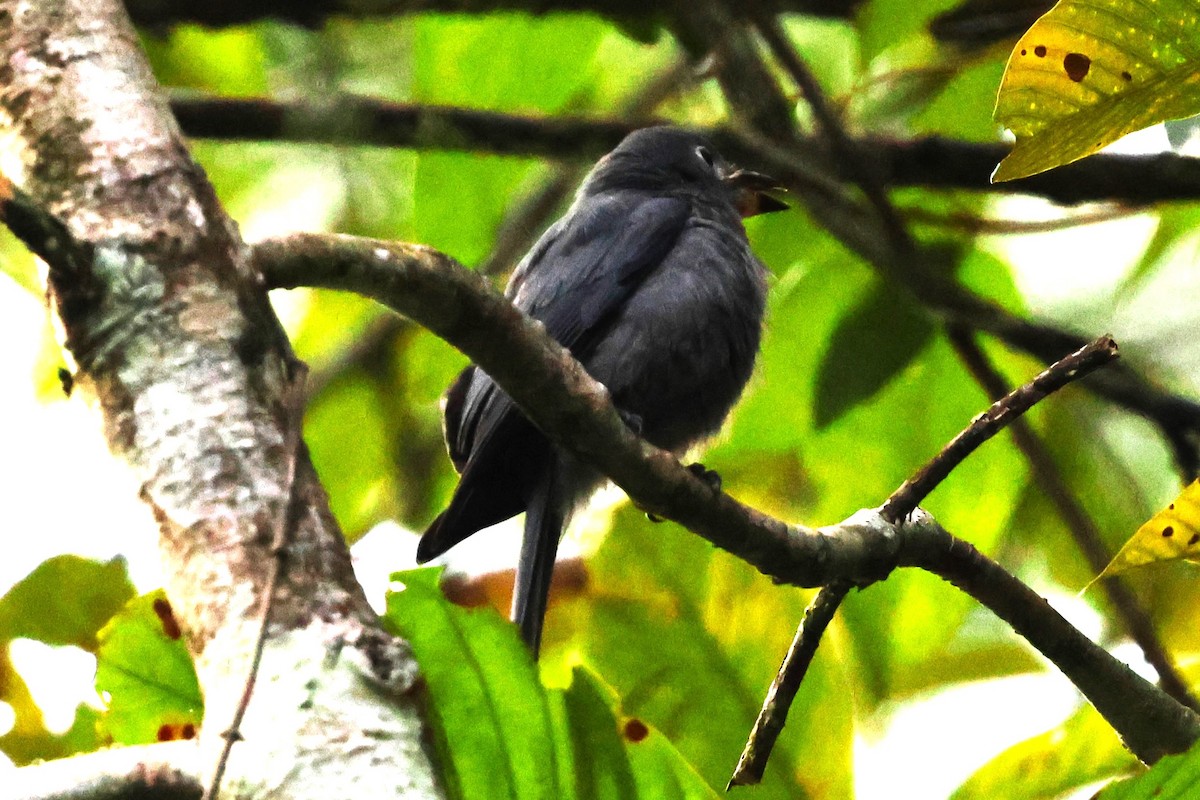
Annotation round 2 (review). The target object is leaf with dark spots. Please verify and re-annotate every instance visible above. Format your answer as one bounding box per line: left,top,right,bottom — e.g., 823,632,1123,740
1064,53,1090,83
995,0,1200,180
95,591,203,745
152,597,181,640
623,719,649,743
1096,479,1200,578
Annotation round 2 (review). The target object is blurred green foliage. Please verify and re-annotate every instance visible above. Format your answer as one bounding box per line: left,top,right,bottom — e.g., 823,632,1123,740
5,0,1200,796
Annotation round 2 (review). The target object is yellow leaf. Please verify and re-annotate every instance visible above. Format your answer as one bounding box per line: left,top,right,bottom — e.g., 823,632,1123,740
993,0,1200,181
1098,480,1200,580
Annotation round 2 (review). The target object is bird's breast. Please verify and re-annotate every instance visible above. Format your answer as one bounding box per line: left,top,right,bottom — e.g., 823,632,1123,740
582,225,767,452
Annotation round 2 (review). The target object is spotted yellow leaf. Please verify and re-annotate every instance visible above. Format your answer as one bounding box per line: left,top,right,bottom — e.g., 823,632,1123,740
993,0,1200,181
1098,480,1200,579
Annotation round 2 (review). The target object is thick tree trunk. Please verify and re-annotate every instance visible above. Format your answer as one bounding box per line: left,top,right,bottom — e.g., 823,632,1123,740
0,1,444,797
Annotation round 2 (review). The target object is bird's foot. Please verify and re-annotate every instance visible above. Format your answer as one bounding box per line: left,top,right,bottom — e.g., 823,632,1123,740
619,410,644,436
647,464,721,522
687,463,723,494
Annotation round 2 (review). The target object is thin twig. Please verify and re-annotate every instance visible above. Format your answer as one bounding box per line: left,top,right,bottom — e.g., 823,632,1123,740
730,334,1121,786
904,204,1139,235
881,335,1120,522
204,363,309,800
946,327,1199,712
750,7,913,255
727,580,850,788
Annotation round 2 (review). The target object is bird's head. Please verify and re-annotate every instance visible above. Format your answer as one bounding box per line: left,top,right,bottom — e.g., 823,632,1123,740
583,126,788,219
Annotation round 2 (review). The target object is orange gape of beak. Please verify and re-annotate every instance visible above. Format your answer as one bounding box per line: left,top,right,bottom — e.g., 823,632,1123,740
724,168,789,219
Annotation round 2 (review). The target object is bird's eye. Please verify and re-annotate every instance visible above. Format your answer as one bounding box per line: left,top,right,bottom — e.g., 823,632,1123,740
695,146,716,170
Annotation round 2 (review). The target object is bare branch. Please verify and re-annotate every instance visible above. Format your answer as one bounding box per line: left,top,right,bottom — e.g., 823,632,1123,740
728,581,850,788
168,95,1200,205
947,327,1199,712
732,335,1120,785
902,511,1200,764
882,336,1120,521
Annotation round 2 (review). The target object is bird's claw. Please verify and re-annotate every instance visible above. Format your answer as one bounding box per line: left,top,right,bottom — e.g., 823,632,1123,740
687,463,722,494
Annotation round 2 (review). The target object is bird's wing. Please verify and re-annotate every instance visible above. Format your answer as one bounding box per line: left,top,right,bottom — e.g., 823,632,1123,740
419,194,690,561
512,194,691,353
448,193,690,463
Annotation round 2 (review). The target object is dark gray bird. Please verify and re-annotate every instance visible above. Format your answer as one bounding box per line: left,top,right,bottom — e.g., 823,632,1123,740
417,126,784,655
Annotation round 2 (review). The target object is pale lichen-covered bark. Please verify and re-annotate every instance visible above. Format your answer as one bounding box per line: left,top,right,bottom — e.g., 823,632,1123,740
0,1,443,797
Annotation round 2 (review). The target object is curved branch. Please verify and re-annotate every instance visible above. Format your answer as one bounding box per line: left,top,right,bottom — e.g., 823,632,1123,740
902,513,1200,764
948,327,1199,711
255,231,1200,762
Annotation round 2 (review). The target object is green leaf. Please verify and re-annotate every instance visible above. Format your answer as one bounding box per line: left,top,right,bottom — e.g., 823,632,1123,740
0,227,40,295
95,591,202,745
561,668,638,800
857,0,962,61
913,57,1007,141
1099,738,1200,799
304,374,399,539
386,568,563,800
813,280,936,428
953,704,1138,799
994,0,1200,181
141,25,269,95
0,555,135,650
1120,204,1200,296
410,153,539,268
780,16,861,102
409,14,608,112
563,668,721,800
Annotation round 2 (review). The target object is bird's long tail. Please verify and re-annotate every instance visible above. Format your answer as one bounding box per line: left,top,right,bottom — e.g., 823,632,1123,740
512,464,564,657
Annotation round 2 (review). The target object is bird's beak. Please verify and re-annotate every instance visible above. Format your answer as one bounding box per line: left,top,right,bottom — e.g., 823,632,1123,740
724,168,789,218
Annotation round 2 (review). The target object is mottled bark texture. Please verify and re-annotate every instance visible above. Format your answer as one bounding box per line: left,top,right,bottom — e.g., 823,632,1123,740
0,1,442,797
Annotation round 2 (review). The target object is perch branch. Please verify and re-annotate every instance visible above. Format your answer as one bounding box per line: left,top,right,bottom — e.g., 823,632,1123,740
254,231,1200,763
